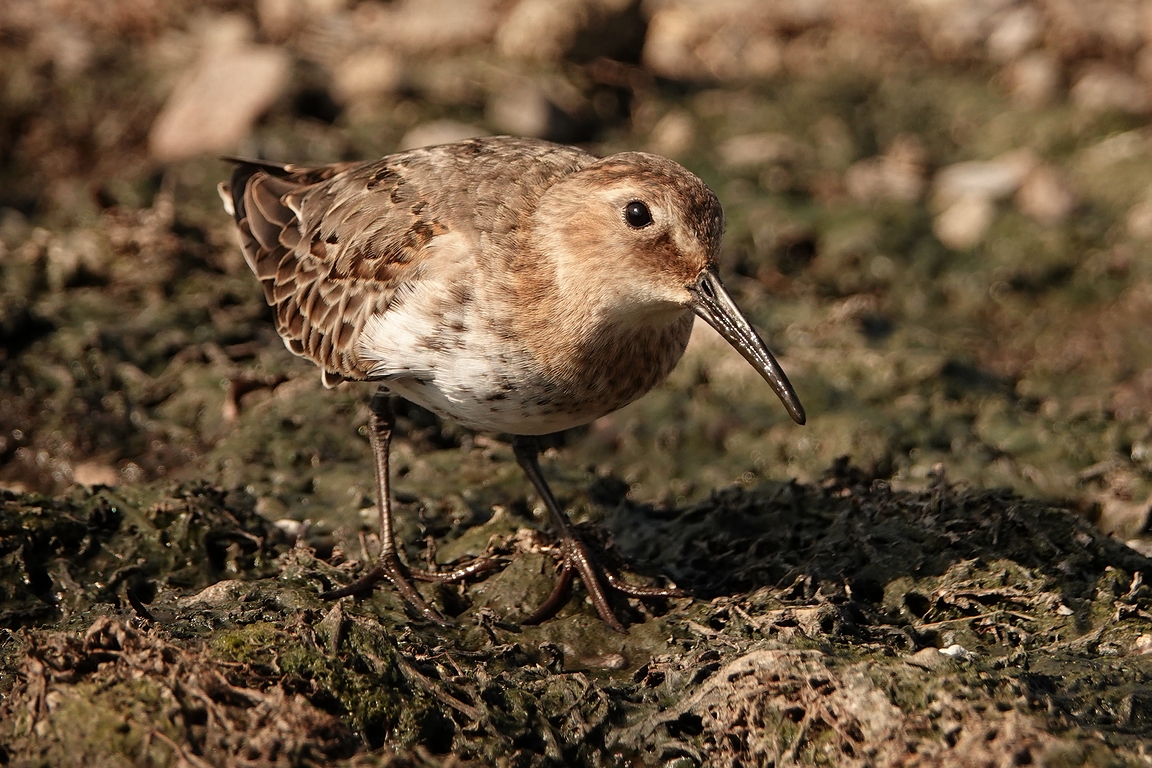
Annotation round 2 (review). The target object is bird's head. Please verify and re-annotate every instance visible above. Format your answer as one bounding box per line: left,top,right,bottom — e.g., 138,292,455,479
533,152,806,425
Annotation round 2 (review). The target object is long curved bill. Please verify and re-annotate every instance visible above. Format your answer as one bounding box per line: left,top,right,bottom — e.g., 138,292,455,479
688,269,806,425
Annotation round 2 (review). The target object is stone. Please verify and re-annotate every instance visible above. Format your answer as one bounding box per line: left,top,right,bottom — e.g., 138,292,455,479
331,48,404,105
28,20,94,80
1015,164,1076,226
352,0,502,56
843,134,927,205
148,17,289,162
906,647,950,671
1126,196,1152,239
256,0,304,41
646,109,696,158
932,149,1037,210
486,83,556,139
915,0,1007,61
71,461,120,488
1070,63,1151,114
1005,51,1061,108
987,5,1043,63
933,194,996,250
642,0,783,81
718,132,808,169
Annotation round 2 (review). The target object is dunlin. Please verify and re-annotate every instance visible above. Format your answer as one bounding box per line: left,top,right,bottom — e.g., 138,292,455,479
220,136,805,631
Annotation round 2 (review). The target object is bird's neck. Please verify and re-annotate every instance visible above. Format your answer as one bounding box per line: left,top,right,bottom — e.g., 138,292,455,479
506,254,691,392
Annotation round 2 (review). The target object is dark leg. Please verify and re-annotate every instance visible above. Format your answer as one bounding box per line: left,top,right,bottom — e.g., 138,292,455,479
512,436,685,633
321,390,499,623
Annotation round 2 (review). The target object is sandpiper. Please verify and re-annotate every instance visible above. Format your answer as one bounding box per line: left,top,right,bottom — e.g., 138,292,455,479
220,136,805,631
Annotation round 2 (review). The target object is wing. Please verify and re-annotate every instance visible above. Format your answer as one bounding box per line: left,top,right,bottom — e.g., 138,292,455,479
221,138,595,385
223,154,463,384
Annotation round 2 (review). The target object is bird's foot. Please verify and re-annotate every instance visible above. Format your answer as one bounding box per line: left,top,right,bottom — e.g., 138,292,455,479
321,550,502,626
523,530,685,633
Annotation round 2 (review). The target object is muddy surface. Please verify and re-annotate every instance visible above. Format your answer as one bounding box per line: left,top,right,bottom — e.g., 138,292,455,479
3,0,1152,765
4,467,1152,766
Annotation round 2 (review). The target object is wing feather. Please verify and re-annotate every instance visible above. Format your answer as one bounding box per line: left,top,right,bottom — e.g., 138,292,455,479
221,137,595,384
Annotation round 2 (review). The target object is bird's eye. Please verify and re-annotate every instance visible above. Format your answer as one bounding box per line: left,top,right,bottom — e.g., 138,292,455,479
624,200,653,229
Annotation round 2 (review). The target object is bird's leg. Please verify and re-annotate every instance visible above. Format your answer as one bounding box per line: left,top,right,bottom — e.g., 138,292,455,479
512,436,685,633
321,390,499,623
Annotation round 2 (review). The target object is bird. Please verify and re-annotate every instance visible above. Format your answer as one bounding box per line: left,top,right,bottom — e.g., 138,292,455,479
219,136,805,632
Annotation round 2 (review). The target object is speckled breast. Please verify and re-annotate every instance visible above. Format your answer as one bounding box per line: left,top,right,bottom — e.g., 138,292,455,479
384,313,696,436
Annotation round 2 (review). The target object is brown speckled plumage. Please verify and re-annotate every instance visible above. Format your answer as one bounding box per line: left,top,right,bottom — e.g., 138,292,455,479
224,138,593,390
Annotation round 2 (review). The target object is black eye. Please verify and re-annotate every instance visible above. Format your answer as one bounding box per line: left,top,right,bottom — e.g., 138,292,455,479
624,200,652,228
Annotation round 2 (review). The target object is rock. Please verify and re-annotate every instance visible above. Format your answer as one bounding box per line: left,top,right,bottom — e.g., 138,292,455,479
486,83,556,139
0,208,30,248
1005,51,1061,108
987,5,1043,62
915,0,1005,61
1070,63,1151,114
642,0,783,81
148,16,290,162
933,194,996,250
353,0,502,56
272,518,306,541
256,0,302,42
1044,0,1143,62
932,149,1037,210
1126,195,1152,239
179,579,253,607
929,148,1037,247
938,643,975,660
905,647,950,671
843,134,928,205
485,75,588,141
1014,164,1076,225
717,132,808,169
45,230,108,291
28,20,94,80
497,0,587,61
646,109,696,158
256,0,346,40
1097,493,1152,539
331,48,404,106
398,120,488,151
72,461,120,488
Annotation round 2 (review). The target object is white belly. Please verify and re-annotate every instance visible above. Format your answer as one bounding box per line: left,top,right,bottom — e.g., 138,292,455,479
384,374,600,435
357,298,601,434
355,276,694,435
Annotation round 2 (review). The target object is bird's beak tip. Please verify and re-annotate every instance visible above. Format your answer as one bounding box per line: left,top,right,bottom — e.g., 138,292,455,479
689,270,807,427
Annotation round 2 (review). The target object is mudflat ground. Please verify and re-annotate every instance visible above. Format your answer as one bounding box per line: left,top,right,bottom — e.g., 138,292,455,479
2,1,1152,765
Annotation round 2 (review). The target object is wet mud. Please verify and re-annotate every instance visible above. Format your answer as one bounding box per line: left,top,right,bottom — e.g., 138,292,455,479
3,0,1152,764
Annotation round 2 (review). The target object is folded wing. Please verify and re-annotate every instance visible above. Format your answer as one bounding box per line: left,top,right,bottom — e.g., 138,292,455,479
222,156,450,385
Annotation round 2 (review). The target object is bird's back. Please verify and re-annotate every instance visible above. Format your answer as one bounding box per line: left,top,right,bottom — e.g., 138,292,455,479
221,137,595,387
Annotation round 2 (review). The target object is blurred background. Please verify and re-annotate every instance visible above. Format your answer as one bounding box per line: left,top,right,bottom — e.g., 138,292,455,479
1,0,1151,547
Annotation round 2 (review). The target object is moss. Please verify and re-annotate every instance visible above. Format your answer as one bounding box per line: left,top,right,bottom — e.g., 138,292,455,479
7,678,182,767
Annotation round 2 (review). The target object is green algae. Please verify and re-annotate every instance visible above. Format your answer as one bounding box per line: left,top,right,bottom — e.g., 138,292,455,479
8,677,183,768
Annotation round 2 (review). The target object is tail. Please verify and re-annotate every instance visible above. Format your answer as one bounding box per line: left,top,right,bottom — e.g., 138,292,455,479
217,157,294,221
